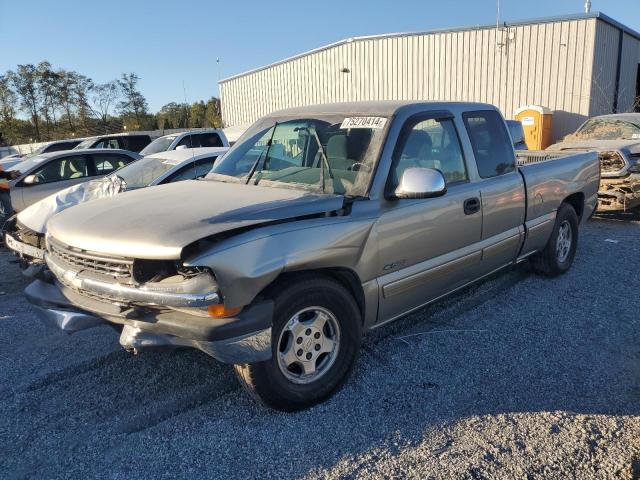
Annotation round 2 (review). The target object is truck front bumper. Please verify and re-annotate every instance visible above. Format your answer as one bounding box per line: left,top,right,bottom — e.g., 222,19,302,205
597,175,640,212
25,279,273,364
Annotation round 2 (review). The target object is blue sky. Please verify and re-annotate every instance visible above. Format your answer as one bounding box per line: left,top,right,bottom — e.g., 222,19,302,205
2,0,639,113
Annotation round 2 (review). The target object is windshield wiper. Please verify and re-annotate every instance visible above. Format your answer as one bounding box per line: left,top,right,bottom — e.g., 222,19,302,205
295,126,334,193
246,122,277,185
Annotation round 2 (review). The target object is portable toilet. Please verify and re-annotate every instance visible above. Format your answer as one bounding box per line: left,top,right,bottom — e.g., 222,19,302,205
514,105,553,150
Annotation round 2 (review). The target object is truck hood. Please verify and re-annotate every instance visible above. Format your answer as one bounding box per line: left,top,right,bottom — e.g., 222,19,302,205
46,180,344,259
548,139,640,152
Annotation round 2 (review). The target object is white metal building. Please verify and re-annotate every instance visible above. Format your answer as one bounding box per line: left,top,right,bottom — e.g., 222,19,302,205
219,12,640,141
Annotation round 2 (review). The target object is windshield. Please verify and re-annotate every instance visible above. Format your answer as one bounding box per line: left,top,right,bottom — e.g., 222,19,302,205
208,115,388,196
140,135,178,156
574,119,640,140
111,155,180,189
73,138,97,150
13,155,49,174
25,145,47,158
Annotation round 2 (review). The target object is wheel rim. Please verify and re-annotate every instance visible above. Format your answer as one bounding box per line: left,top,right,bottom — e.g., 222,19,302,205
555,220,572,263
276,306,341,385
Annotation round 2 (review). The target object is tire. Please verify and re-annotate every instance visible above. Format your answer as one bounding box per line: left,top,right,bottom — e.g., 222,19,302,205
233,274,362,411
531,202,579,276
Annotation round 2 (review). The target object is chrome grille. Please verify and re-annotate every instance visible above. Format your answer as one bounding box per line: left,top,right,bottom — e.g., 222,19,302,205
599,151,625,174
48,237,133,280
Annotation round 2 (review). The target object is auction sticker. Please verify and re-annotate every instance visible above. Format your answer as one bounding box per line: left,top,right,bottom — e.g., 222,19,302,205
341,117,387,129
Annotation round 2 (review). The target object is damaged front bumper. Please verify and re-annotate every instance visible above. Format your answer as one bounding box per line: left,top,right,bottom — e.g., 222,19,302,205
597,174,640,212
24,278,273,364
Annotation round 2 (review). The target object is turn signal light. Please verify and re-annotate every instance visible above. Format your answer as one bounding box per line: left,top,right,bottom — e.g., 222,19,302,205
207,304,242,318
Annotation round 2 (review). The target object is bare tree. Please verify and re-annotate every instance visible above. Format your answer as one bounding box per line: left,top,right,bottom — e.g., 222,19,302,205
9,64,42,140
91,81,120,133
0,75,17,124
117,73,148,127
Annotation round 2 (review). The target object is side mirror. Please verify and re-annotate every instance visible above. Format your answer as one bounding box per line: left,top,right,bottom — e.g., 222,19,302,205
22,174,39,185
393,167,446,199
175,145,188,151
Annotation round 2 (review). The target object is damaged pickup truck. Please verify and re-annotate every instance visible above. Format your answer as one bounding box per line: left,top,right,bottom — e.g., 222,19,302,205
547,113,640,212
25,101,600,411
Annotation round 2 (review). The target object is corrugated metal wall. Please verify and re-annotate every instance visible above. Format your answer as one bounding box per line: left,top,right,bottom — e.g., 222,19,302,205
220,17,639,140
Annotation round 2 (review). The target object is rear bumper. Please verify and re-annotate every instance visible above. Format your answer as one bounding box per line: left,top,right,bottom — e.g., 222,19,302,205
597,175,640,212
25,279,273,364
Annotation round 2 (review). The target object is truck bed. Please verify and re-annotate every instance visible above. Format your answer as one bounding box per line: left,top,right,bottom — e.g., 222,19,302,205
515,150,600,256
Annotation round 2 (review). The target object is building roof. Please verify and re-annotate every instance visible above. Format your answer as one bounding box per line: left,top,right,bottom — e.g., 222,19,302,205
220,11,640,84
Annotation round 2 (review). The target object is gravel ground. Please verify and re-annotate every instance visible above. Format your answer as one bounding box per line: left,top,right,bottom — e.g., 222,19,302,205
0,215,639,479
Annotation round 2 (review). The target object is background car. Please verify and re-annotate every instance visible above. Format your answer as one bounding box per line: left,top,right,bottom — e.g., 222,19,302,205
8,149,141,211
4,147,228,275
72,133,152,152
23,139,84,158
139,129,229,156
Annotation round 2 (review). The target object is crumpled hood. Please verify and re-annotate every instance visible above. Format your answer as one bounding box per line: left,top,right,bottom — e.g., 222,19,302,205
17,176,124,233
548,139,640,152
46,180,344,259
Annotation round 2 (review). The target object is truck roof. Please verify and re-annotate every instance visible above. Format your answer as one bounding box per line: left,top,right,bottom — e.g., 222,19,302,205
266,101,498,117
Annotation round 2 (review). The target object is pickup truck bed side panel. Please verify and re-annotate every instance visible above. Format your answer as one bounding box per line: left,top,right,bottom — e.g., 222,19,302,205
518,153,599,255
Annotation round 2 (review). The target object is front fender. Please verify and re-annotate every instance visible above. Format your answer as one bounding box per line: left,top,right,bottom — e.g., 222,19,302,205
184,217,376,308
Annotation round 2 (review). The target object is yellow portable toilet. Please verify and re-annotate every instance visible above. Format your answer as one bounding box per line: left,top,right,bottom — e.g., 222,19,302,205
514,105,553,150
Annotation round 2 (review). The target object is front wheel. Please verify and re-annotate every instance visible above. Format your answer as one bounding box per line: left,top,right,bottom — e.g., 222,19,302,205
531,202,579,276
234,275,362,411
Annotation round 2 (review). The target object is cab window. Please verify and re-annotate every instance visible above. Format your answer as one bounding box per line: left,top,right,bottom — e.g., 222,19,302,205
389,116,467,190
463,110,515,178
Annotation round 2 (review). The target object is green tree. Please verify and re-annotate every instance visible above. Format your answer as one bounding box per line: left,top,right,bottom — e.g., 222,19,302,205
205,97,222,128
189,101,206,128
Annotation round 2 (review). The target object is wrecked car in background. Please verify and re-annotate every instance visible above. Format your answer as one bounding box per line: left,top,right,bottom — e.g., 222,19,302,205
4,147,228,278
547,113,640,212
8,149,141,212
25,101,599,411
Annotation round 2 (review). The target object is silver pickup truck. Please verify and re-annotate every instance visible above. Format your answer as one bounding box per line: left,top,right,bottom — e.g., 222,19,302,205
25,101,599,411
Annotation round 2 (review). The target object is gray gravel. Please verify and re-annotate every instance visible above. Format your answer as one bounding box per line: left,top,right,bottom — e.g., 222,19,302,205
1,216,639,479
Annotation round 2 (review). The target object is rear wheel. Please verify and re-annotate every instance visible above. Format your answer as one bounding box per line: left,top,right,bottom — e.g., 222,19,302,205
531,202,579,276
234,275,362,411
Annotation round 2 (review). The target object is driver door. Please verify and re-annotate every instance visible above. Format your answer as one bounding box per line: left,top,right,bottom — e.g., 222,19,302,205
375,113,483,322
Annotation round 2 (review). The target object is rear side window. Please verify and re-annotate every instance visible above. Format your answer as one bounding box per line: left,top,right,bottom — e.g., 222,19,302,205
197,133,223,147
46,141,80,153
463,111,515,178
122,136,151,152
91,154,132,175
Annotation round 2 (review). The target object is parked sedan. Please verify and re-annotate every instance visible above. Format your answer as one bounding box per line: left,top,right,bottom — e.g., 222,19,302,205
9,149,141,212
4,147,228,274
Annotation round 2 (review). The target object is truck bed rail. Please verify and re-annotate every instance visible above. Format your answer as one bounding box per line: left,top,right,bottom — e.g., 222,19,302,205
516,151,567,166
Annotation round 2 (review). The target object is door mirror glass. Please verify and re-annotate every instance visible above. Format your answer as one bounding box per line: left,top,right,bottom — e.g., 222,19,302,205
22,174,39,185
394,167,446,199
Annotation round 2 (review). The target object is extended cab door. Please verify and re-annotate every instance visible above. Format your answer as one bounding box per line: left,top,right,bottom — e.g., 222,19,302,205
462,110,526,271
376,112,483,322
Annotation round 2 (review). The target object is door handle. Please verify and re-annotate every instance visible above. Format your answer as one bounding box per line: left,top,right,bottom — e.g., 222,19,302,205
463,197,480,215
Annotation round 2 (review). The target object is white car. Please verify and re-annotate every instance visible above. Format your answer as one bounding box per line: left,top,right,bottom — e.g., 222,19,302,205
4,147,228,276
139,129,229,156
